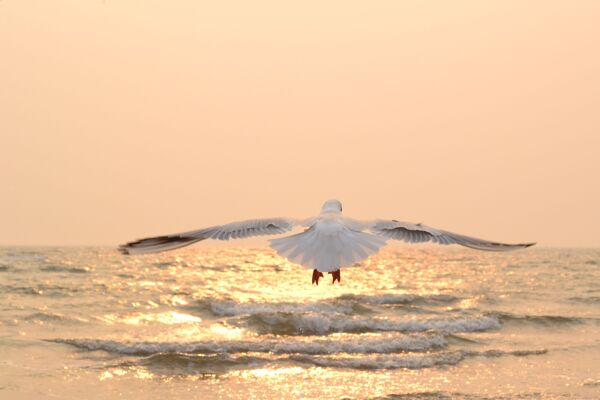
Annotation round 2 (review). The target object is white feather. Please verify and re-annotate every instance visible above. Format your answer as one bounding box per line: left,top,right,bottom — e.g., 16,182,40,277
269,217,387,272
120,199,535,267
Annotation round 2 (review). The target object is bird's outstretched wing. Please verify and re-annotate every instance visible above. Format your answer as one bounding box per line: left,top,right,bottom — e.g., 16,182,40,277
119,218,302,255
368,219,535,251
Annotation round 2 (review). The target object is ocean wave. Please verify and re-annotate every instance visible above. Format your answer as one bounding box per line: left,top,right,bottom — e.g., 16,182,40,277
50,334,447,355
336,294,459,305
191,299,370,317
290,352,464,370
567,296,600,304
134,353,267,374
192,293,457,318
290,348,547,370
40,265,90,273
0,284,40,295
372,391,547,399
583,379,600,387
24,312,71,322
139,349,544,373
446,334,481,344
0,284,78,297
492,312,586,326
242,313,500,335
372,392,470,400
0,252,44,262
23,312,87,324
477,349,548,357
62,342,546,373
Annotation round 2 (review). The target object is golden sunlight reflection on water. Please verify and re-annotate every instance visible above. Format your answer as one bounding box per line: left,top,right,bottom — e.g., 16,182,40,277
99,311,202,326
2,247,600,399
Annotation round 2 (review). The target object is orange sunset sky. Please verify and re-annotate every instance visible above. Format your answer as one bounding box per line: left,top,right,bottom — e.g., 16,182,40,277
1,1,599,247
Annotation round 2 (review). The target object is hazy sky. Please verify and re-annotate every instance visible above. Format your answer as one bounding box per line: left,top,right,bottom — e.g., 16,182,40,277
1,1,599,247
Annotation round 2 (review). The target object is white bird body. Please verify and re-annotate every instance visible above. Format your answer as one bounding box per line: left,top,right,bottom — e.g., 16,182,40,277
119,199,535,280
269,204,386,272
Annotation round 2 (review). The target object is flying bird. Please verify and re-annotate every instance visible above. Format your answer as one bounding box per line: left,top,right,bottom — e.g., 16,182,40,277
119,199,535,285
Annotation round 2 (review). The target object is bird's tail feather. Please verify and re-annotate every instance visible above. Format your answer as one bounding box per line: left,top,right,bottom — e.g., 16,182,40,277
269,228,386,272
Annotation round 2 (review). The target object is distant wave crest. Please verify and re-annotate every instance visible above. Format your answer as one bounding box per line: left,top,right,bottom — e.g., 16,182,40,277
492,311,587,326
40,265,90,274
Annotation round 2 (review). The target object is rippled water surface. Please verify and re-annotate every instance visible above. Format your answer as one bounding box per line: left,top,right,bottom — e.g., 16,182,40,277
1,247,600,399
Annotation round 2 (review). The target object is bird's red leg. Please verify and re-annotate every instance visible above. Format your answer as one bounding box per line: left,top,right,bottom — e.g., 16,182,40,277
312,269,324,285
329,269,341,284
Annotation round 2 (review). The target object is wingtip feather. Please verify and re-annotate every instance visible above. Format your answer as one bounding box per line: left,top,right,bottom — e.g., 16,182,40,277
117,235,203,255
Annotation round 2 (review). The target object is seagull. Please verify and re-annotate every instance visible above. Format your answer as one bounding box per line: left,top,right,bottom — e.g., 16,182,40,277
119,199,535,285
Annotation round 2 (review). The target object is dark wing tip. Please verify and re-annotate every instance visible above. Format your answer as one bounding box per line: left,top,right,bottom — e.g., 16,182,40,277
118,244,131,255
117,235,202,255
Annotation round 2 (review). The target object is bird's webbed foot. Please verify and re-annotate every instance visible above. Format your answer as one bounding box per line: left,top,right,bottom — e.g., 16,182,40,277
312,269,324,285
329,269,341,284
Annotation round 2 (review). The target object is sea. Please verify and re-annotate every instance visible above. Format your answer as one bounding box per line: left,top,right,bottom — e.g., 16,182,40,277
1,246,599,399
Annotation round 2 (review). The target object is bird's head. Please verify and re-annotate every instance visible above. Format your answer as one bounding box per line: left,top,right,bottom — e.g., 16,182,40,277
320,199,343,214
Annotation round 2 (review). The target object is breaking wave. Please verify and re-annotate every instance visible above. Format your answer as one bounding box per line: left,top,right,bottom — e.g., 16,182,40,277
54,335,546,372
241,313,500,335
51,334,447,355
133,353,268,374
192,294,459,318
102,348,547,372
